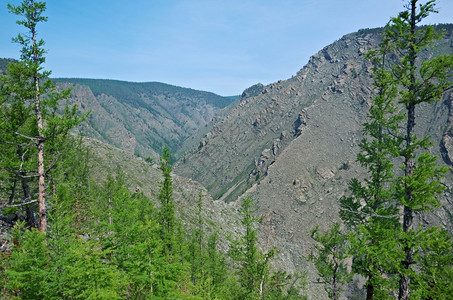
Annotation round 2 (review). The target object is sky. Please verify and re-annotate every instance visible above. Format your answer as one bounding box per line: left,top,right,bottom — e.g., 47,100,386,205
0,1,452,96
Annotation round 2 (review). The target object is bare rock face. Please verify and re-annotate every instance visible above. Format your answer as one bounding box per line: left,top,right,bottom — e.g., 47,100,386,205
175,28,382,202
294,110,308,137
441,93,453,167
442,133,453,166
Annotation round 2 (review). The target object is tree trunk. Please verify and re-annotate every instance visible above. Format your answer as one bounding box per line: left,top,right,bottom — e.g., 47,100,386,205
366,273,374,300
399,1,417,298
399,103,415,300
30,0,47,233
332,260,339,300
21,170,36,228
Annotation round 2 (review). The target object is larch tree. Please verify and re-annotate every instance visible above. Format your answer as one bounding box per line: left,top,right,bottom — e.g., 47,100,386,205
381,1,453,298
157,146,176,257
0,0,84,233
309,223,351,300
340,0,453,298
339,28,403,299
229,196,276,299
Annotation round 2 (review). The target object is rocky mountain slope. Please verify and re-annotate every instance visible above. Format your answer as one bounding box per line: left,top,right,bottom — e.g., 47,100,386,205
175,25,453,203
56,78,238,160
54,78,238,160
175,25,453,297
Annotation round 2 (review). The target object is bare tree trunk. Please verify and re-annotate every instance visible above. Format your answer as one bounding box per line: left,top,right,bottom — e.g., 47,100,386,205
332,258,339,300
30,0,47,233
35,73,46,233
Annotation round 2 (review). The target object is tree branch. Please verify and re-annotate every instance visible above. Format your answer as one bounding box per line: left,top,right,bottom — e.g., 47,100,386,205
339,207,401,219
14,130,40,142
2,199,37,208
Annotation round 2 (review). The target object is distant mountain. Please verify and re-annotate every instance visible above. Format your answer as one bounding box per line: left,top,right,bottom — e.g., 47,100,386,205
0,58,14,75
52,78,238,160
1,61,237,159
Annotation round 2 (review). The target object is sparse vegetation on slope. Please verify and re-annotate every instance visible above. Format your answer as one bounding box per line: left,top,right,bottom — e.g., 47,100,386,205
52,78,237,160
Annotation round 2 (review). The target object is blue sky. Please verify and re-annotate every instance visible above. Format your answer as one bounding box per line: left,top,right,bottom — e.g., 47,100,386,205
1,1,452,96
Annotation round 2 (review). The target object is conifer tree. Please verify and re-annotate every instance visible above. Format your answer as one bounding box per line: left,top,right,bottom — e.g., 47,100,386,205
309,223,351,300
339,27,403,299
0,0,84,233
340,1,453,298
205,231,228,297
154,147,191,297
4,221,125,299
229,196,275,299
380,1,453,298
158,146,176,257
189,190,205,286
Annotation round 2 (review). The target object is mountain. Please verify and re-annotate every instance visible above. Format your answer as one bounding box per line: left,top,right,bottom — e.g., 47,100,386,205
0,58,14,75
53,78,239,160
1,60,237,160
174,25,453,297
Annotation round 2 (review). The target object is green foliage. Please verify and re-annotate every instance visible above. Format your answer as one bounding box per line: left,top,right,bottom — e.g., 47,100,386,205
3,222,125,299
382,1,453,298
4,224,50,299
414,227,453,299
309,223,351,300
158,146,176,257
0,0,87,232
229,196,270,298
339,24,403,298
188,190,205,287
228,196,304,299
205,232,228,295
102,179,162,298
340,1,453,298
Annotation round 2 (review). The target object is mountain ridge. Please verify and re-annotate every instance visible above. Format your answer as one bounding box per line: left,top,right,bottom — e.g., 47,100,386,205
2,23,453,298
53,78,238,160
0,59,239,160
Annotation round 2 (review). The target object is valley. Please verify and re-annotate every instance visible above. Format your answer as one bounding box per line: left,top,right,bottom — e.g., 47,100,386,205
1,3,452,296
